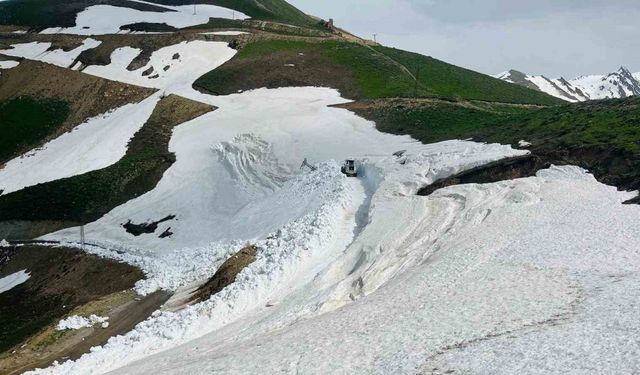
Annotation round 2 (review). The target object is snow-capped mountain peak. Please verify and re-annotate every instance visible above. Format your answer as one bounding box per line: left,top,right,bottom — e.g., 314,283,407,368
496,66,640,102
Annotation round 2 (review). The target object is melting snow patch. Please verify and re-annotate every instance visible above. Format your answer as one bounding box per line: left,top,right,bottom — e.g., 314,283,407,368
83,41,236,92
518,139,532,147
0,60,19,70
0,39,101,68
0,239,10,247
56,315,109,331
41,3,247,35
0,270,30,294
0,93,161,196
200,31,249,36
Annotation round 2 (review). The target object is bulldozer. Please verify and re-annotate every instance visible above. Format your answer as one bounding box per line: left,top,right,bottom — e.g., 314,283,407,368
341,159,358,177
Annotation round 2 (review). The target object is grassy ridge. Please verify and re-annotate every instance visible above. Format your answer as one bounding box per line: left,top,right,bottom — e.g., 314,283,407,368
0,97,70,163
353,96,640,192
347,100,535,144
195,39,564,105
373,46,564,106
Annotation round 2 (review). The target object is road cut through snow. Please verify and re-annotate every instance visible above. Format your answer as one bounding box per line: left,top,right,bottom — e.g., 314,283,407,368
37,163,640,375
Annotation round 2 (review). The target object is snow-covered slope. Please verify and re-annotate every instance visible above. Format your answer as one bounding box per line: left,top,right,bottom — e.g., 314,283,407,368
0,269,30,294
496,67,640,102
41,3,248,35
0,39,102,69
2,11,639,375
570,67,640,100
0,94,160,196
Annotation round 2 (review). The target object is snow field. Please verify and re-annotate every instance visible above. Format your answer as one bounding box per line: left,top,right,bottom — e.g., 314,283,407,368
102,166,640,375
0,269,30,294
0,93,161,196
0,39,102,68
34,86,533,374
9,35,638,374
41,3,247,35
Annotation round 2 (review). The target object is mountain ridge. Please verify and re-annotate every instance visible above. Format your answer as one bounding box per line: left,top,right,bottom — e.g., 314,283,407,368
496,66,640,102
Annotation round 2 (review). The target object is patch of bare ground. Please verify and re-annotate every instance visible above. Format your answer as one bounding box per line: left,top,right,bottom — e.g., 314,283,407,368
0,245,166,374
0,59,156,161
194,47,360,98
191,245,258,303
417,155,551,196
0,290,169,375
0,220,83,240
337,98,546,112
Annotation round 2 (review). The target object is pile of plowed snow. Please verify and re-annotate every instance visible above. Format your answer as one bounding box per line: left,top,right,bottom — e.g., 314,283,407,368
44,87,526,295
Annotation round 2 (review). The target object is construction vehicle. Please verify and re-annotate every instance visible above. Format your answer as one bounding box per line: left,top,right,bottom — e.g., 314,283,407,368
341,159,358,177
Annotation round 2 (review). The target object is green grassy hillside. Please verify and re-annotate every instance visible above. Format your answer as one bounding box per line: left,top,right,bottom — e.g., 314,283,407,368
373,46,564,105
0,97,69,163
194,39,564,105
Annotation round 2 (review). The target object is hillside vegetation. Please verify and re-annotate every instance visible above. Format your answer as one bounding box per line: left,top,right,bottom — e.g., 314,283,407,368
194,39,564,105
353,96,640,192
0,97,69,163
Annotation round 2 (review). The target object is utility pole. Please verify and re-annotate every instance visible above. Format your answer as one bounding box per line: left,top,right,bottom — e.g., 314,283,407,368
414,64,421,98
80,225,85,250
373,33,377,44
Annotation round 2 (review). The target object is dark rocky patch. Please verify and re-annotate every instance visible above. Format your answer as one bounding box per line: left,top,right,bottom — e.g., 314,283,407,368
418,155,550,196
624,195,640,205
142,66,154,76
120,22,178,33
123,215,175,236
159,227,173,238
192,245,258,303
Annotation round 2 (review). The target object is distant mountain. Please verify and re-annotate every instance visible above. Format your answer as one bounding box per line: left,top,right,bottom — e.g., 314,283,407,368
495,67,640,102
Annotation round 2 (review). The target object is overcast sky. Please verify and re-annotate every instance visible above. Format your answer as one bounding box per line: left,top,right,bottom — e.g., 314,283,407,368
288,0,640,78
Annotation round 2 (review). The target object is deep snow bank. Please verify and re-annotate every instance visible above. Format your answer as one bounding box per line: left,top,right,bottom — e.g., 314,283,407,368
32,87,535,374
104,166,640,375
44,87,526,293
